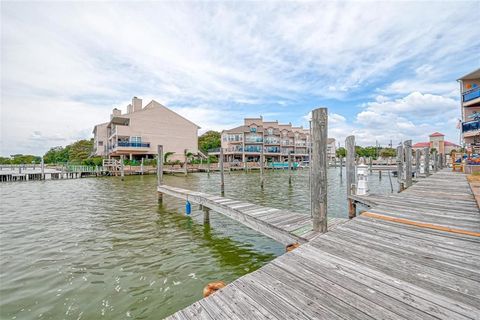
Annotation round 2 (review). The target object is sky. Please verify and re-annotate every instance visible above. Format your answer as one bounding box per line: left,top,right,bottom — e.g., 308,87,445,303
1,1,479,156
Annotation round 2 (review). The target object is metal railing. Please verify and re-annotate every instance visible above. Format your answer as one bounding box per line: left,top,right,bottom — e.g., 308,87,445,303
114,142,151,148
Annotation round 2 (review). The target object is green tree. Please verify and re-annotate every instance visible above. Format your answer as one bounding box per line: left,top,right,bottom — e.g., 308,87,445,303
10,154,40,164
44,146,69,164
198,131,221,153
379,148,396,158
68,139,94,164
336,147,346,157
0,157,11,164
164,152,174,163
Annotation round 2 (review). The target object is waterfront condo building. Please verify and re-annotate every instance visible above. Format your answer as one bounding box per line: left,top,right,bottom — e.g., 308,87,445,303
458,68,480,153
213,117,336,163
93,97,200,161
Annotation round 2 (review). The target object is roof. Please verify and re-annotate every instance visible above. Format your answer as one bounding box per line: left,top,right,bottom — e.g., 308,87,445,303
412,142,430,148
413,141,460,148
429,132,445,137
327,138,336,144
224,125,247,133
444,141,460,147
457,68,480,81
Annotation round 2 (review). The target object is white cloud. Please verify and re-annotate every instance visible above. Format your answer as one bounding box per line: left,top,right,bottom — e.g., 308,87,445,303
1,1,477,155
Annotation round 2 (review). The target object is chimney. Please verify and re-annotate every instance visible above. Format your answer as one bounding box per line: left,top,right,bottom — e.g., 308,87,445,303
111,108,121,119
132,96,142,112
126,104,133,114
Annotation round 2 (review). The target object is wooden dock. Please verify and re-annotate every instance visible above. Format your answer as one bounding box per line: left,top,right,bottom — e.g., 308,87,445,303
157,185,346,246
166,169,480,319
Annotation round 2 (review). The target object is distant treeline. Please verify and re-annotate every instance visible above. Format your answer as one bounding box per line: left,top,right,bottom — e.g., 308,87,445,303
336,146,397,159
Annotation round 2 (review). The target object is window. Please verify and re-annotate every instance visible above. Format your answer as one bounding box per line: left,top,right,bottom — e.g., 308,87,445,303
98,141,103,146
250,126,257,133
267,128,273,135
131,136,142,143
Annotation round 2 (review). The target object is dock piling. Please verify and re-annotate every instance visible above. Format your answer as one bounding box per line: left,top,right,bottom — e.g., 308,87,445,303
260,144,265,189
220,147,225,195
120,155,125,181
424,147,430,176
346,135,356,219
310,108,328,233
415,148,420,178
396,144,404,192
404,140,412,188
41,157,45,180
157,145,163,203
288,152,292,185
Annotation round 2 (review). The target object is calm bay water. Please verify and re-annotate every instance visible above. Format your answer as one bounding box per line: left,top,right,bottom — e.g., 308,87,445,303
0,168,396,319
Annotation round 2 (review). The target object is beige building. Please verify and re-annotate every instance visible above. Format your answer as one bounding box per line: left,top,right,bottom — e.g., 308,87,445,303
213,117,335,163
412,132,460,155
458,68,480,152
93,97,200,161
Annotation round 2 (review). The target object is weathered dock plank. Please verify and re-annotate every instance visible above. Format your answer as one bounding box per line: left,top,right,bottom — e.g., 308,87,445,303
157,185,346,245
166,169,480,319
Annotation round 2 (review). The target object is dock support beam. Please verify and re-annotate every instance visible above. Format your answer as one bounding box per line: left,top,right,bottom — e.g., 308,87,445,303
184,149,188,176
404,140,412,188
310,108,328,233
157,145,163,203
203,207,210,224
396,145,404,192
346,135,356,219
220,147,225,195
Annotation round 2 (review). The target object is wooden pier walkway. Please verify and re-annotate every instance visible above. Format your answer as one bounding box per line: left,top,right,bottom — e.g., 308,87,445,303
157,185,346,246
166,169,480,319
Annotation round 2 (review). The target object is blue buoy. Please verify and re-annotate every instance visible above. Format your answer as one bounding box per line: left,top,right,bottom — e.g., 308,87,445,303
186,200,191,215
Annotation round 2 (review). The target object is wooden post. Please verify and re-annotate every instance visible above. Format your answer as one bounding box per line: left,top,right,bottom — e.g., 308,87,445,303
339,156,343,178
368,157,373,173
288,152,292,185
207,155,210,175
157,145,163,203
140,158,144,175
260,144,264,189
404,140,412,188
41,157,45,180
310,108,328,233
346,135,356,219
379,170,382,180
203,207,210,224
220,147,225,195
415,149,420,178
433,151,438,172
424,147,430,176
184,149,188,176
396,145,404,192
120,155,125,181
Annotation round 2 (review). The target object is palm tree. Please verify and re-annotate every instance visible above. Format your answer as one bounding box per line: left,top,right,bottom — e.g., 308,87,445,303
164,152,174,163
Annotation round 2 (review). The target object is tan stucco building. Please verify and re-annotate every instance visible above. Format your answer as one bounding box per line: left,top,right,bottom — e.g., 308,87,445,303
213,117,335,163
93,97,200,161
458,68,480,152
412,132,460,155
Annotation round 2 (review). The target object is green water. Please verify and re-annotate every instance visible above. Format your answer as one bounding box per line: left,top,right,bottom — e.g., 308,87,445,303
0,169,396,319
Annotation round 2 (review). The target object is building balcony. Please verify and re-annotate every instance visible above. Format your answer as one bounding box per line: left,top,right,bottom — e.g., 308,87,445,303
109,142,151,153
244,138,263,144
463,87,480,102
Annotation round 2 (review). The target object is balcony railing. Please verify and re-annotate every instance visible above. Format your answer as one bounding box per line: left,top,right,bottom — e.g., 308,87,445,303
463,87,480,102
462,120,480,133
115,142,151,148
245,137,263,143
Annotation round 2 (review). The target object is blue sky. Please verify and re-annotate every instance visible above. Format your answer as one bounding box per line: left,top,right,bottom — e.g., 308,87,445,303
1,1,479,156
